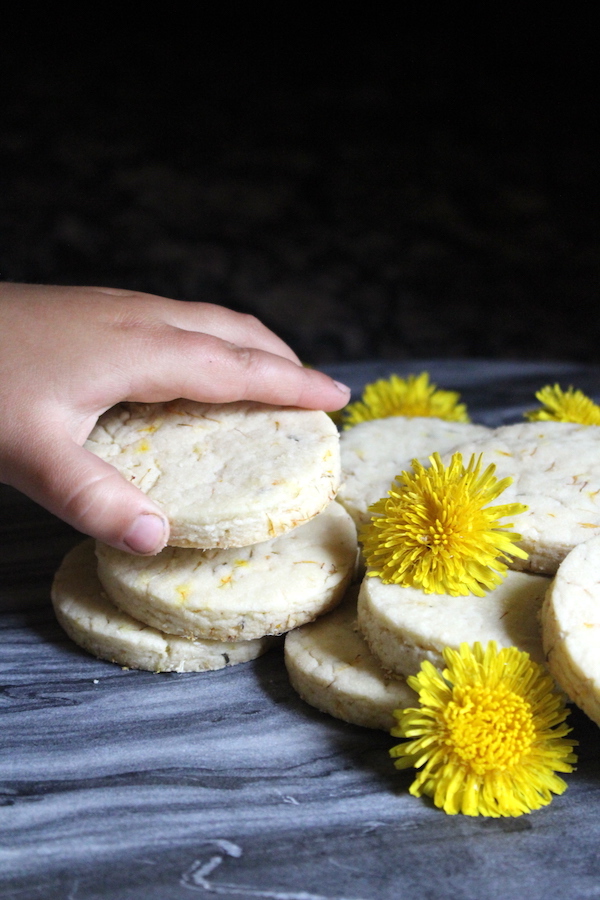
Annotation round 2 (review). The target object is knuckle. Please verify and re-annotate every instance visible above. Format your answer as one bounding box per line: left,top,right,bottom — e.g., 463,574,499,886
230,346,304,406
230,311,268,339
238,312,263,331
61,468,123,530
113,309,163,338
231,344,264,379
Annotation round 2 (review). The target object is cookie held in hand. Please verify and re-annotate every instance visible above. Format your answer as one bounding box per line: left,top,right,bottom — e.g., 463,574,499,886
86,399,341,549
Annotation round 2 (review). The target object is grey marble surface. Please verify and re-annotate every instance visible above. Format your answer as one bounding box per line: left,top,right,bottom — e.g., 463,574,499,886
3,360,600,900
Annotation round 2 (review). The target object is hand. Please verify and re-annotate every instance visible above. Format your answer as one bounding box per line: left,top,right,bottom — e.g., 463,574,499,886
0,284,350,553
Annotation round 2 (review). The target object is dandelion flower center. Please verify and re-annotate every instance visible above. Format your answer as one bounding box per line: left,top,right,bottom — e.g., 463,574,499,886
360,452,528,596
390,642,577,817
443,684,534,774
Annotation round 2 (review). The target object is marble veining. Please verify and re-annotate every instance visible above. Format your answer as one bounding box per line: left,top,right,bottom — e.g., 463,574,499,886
3,361,600,900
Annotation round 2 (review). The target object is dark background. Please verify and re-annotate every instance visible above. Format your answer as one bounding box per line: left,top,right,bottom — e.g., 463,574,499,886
1,12,599,365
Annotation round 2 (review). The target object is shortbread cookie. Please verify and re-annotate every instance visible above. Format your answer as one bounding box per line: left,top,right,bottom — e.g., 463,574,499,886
444,421,600,574
51,542,276,672
85,399,340,548
542,535,600,726
284,586,417,730
95,501,358,642
337,417,490,528
357,570,549,678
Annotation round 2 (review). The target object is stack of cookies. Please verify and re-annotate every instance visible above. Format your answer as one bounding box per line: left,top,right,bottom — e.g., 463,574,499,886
285,416,600,730
51,400,358,673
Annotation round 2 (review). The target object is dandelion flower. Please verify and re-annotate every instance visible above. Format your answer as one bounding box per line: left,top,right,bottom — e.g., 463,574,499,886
390,641,577,817
342,372,469,429
525,384,600,425
360,452,528,596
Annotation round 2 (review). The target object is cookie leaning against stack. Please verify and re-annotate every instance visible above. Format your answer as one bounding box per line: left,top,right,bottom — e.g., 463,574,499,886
52,400,358,673
284,585,417,731
542,535,600,726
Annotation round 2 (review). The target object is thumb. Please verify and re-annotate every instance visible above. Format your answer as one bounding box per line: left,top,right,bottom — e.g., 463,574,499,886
13,435,170,554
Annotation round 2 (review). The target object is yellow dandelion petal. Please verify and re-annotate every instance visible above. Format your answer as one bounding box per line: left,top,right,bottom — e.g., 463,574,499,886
341,372,470,428
525,384,600,425
359,452,528,596
390,642,577,817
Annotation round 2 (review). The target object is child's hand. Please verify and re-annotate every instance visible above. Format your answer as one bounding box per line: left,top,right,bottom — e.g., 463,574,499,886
0,284,350,554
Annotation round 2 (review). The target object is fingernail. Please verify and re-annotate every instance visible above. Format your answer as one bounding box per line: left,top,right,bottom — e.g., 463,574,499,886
334,380,351,395
123,513,168,555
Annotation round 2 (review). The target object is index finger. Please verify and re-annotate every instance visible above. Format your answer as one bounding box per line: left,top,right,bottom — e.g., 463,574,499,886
123,328,350,410
95,289,302,364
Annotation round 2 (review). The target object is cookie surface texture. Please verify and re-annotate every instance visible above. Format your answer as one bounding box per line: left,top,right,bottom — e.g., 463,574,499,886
51,542,276,672
337,417,490,528
284,586,417,730
444,421,600,574
542,535,600,726
85,400,341,548
95,501,358,642
357,569,549,678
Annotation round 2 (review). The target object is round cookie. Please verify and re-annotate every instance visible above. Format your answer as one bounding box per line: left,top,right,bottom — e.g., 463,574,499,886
284,586,417,731
337,416,490,528
442,421,600,574
542,535,600,726
95,501,358,642
51,542,276,673
357,569,549,679
85,399,340,549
